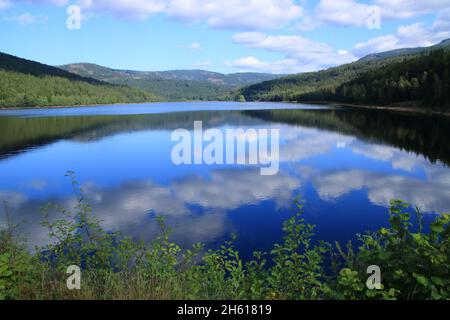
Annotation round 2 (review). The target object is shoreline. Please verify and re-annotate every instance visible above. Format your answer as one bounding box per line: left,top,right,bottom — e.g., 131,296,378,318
0,100,246,110
0,100,318,111
300,101,450,117
1,100,449,118
0,101,161,111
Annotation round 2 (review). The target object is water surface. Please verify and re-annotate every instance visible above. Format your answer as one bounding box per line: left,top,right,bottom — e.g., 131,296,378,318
1,102,449,258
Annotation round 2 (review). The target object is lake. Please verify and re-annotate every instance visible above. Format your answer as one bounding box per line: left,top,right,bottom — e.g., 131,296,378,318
1,101,449,258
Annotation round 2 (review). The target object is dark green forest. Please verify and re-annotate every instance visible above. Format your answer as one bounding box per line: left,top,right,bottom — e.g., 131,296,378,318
236,40,450,110
0,52,159,108
299,50,450,107
0,52,101,83
234,53,427,102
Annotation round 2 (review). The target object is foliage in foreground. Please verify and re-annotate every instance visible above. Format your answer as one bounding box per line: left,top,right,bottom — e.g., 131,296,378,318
0,176,449,300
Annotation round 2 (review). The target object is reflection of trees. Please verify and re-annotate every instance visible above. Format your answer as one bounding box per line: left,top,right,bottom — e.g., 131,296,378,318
2,107,450,166
0,111,256,158
245,108,450,166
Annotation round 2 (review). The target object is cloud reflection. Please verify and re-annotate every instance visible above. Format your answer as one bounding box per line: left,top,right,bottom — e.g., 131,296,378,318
313,169,450,213
2,116,450,251
0,168,301,248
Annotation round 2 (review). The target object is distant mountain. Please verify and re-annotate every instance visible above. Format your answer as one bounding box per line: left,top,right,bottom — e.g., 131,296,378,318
235,39,450,104
59,63,282,100
0,52,158,108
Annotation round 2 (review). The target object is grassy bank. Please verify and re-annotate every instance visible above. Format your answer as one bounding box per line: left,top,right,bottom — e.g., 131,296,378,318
1,174,449,300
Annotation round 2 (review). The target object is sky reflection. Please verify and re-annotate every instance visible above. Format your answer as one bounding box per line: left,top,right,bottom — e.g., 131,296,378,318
0,106,448,254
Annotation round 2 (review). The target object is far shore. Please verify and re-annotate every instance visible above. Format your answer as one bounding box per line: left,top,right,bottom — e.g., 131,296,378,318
302,101,450,118
0,100,162,111
0,100,252,110
1,100,449,118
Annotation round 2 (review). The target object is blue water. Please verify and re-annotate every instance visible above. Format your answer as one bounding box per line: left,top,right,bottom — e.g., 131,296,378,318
0,101,325,117
0,102,448,258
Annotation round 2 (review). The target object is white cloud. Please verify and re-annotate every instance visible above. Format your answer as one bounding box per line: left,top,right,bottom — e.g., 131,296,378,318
164,0,304,29
296,15,321,31
352,34,400,57
0,0,11,10
314,0,450,27
430,8,450,39
313,169,450,213
4,12,48,25
76,0,166,20
8,0,450,32
13,0,304,29
178,42,201,50
349,142,430,172
230,32,357,73
13,0,69,5
1,167,300,248
174,169,300,210
315,0,371,27
225,56,314,74
278,126,355,162
352,11,450,57
16,0,302,29
375,0,450,19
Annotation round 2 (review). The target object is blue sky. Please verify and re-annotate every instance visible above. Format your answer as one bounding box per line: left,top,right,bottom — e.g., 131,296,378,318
0,0,449,74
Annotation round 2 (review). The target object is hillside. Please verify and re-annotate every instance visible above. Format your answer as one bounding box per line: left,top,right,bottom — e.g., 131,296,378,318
301,50,450,108
359,39,450,62
236,39,450,105
59,63,282,101
0,52,101,84
0,52,159,108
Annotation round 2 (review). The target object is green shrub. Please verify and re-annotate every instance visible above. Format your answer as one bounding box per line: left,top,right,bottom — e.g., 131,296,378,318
333,200,449,300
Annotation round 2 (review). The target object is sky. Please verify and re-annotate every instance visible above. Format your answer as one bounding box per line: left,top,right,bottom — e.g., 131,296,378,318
0,0,449,74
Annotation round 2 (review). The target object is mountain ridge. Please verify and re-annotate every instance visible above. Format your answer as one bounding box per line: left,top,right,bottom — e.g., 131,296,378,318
59,63,283,87
59,63,283,101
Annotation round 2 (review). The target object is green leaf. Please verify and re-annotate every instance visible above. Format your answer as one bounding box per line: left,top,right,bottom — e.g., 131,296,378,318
430,222,444,233
430,276,447,286
413,273,431,287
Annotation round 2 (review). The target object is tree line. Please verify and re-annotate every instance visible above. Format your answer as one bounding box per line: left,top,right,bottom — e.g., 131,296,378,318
0,69,159,108
236,47,450,110
298,50,450,108
0,52,159,108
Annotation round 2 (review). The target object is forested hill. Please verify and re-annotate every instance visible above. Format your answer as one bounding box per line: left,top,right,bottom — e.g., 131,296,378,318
0,52,159,108
302,50,450,108
235,39,450,109
59,64,281,86
59,63,282,101
0,52,101,84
